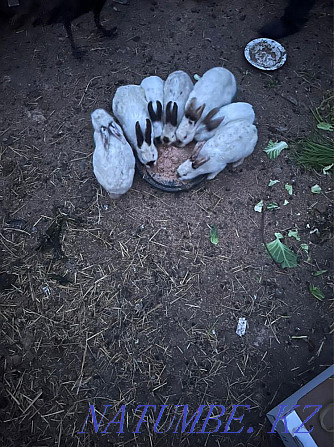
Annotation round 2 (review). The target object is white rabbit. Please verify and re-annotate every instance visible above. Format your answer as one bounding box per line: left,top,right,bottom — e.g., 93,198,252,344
140,75,164,144
112,85,158,165
91,109,135,198
195,102,255,141
161,70,193,144
176,67,237,146
177,120,258,181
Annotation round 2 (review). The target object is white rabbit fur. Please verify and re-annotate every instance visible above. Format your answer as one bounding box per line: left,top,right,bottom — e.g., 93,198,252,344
195,102,255,141
91,109,135,198
140,76,164,144
177,119,258,181
161,70,193,144
112,85,158,165
176,67,237,146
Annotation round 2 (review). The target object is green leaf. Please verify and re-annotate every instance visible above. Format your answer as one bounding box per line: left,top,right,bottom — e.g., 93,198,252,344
194,74,201,81
264,140,288,159
285,184,293,195
313,270,327,277
254,200,264,213
317,122,333,131
311,184,322,194
323,164,333,174
268,179,280,187
300,243,309,253
309,285,325,301
267,202,279,210
283,200,289,206
210,226,219,245
266,233,298,268
288,229,300,241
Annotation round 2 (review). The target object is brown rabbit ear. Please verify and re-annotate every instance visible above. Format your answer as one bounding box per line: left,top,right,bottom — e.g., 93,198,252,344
145,119,152,145
195,103,205,121
165,101,172,124
136,121,144,148
206,117,224,131
185,98,204,122
192,156,210,169
202,107,221,127
185,98,197,120
171,102,178,127
156,101,163,121
190,141,205,162
148,101,156,121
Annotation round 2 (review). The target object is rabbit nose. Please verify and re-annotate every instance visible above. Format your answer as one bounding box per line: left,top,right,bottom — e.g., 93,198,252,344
163,137,169,144
146,161,154,167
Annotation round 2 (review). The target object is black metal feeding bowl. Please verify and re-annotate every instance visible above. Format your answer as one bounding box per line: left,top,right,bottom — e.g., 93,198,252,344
134,151,207,193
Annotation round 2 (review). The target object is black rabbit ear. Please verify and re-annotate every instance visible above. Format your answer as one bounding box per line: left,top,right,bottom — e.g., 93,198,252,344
165,101,172,124
148,101,156,121
145,119,152,145
156,101,163,121
171,102,178,127
136,121,144,147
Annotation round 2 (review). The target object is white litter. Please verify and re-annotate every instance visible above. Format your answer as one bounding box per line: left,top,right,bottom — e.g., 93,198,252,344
236,318,247,336
42,286,50,297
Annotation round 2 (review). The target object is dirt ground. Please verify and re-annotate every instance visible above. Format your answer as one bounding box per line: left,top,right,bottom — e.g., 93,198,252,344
0,0,333,446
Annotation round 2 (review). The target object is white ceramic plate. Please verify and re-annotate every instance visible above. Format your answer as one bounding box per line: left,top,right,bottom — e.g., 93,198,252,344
244,38,287,71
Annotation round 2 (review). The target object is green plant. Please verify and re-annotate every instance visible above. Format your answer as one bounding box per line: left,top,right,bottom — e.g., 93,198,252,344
294,93,334,170
294,134,334,170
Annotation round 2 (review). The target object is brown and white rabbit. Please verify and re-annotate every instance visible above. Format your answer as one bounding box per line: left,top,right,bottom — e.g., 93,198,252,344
176,67,237,146
195,102,255,142
177,119,257,181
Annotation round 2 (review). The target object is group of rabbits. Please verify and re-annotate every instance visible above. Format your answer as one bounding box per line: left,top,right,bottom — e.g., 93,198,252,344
91,66,258,198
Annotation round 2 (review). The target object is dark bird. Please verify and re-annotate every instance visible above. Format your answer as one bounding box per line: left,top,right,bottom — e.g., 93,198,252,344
0,0,117,58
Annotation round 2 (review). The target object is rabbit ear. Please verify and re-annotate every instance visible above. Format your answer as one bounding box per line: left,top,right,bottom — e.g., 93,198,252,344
148,101,156,121
136,121,144,148
202,107,219,125
100,126,110,150
156,101,163,121
190,141,205,162
207,117,224,131
195,103,205,121
192,156,210,169
165,101,172,124
108,121,123,142
185,98,196,120
185,98,204,122
171,102,178,127
145,119,152,145
202,108,224,131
